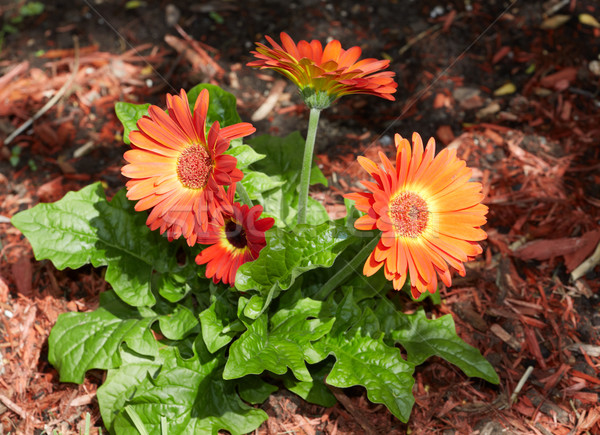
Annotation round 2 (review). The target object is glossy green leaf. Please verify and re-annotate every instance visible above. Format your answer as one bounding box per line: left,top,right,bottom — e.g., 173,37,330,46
115,102,150,144
376,304,499,384
224,295,334,382
240,170,286,200
187,83,242,127
97,346,166,431
312,292,415,422
282,361,337,407
235,220,352,294
242,294,267,320
236,375,278,405
248,132,329,227
11,183,178,306
225,143,266,169
47,291,158,384
112,338,267,435
152,261,199,304
199,287,243,353
155,304,199,341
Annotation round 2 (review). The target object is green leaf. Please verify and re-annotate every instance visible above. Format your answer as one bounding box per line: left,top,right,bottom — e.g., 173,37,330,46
152,265,196,304
112,337,267,435
242,294,267,320
282,361,337,407
156,304,199,341
239,170,285,200
48,291,158,384
312,292,415,422
376,304,500,384
248,132,308,183
225,143,266,169
235,220,352,294
11,183,177,306
236,375,278,405
97,346,165,431
310,163,328,186
20,2,45,16
115,102,151,145
248,132,329,227
199,287,242,353
187,83,242,127
224,295,334,381
306,197,330,224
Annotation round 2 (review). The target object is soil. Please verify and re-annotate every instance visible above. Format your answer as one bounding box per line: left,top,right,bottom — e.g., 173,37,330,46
1,0,600,434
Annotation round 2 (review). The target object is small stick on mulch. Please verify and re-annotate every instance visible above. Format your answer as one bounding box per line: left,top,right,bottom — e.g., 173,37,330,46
510,365,534,405
329,387,377,435
0,392,42,426
4,36,80,146
571,240,600,281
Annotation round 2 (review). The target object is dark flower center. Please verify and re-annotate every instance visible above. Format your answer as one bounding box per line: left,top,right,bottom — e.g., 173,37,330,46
388,191,429,238
225,219,247,249
176,146,212,189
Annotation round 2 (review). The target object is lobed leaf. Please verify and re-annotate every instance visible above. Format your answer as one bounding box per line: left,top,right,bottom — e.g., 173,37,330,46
376,304,500,384
48,291,158,384
235,220,352,294
224,295,334,381
112,337,267,435
199,287,243,353
236,375,278,405
281,361,337,407
11,183,176,306
97,347,166,431
311,292,415,422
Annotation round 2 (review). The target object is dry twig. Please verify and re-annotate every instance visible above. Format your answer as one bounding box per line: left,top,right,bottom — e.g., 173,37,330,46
4,37,80,146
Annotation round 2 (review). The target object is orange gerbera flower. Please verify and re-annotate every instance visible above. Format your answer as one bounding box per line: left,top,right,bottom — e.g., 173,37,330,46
195,184,275,286
345,133,488,298
248,32,397,109
121,89,255,245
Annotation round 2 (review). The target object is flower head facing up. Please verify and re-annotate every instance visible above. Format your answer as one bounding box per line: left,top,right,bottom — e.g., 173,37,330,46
345,133,488,299
248,32,397,109
195,184,275,286
121,89,256,245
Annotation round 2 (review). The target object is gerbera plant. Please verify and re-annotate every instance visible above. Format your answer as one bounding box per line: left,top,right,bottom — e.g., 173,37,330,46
12,33,498,434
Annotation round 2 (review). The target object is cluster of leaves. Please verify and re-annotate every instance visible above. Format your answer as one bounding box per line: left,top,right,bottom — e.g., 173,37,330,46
12,85,498,434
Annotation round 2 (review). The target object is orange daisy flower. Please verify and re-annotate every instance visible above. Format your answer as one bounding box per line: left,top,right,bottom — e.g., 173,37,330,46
248,32,397,108
344,133,488,298
195,184,275,286
121,89,256,245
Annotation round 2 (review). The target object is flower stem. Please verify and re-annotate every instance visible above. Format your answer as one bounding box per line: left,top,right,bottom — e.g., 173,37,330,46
236,182,253,207
297,107,321,225
314,235,381,300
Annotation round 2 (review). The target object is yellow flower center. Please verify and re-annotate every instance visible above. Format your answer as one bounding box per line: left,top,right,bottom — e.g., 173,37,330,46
225,218,248,250
389,191,429,238
176,146,212,189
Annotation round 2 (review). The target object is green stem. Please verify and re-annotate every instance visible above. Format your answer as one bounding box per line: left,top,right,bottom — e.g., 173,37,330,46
236,182,253,207
314,235,381,300
297,107,321,225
